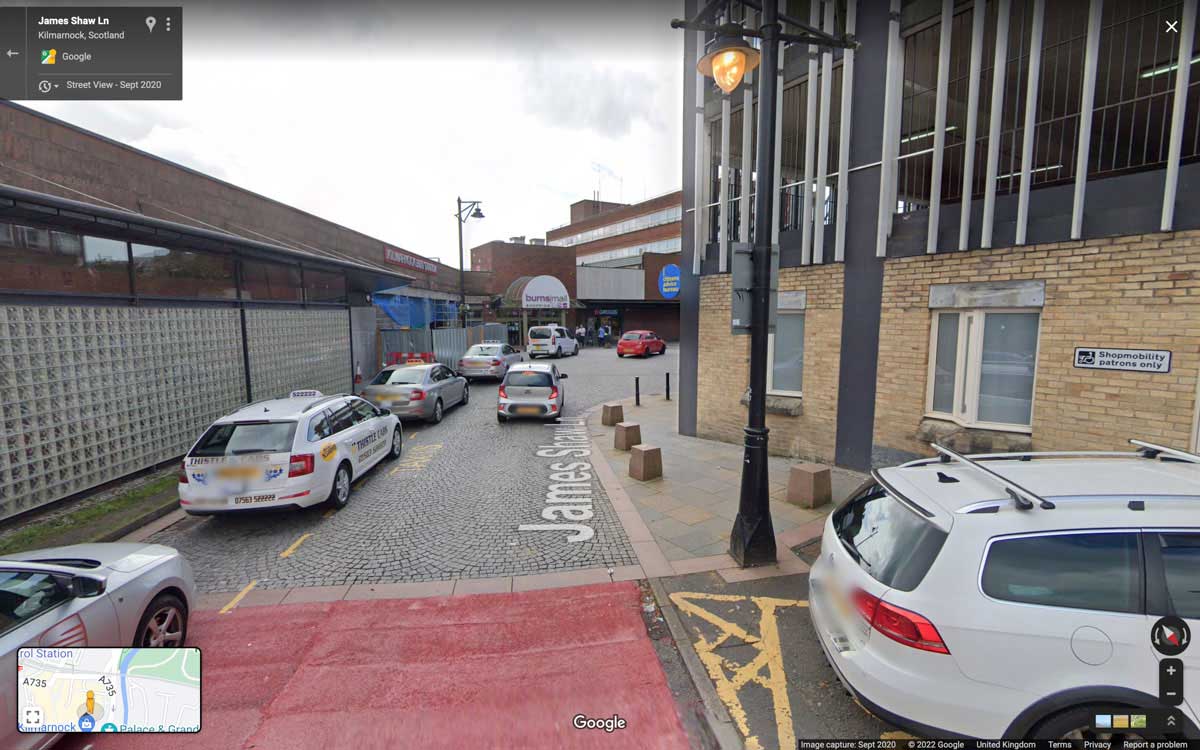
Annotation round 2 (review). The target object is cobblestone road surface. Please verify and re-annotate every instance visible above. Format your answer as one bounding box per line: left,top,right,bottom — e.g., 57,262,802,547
150,345,678,592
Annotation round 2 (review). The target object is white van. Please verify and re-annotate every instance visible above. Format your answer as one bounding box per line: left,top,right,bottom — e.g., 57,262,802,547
526,325,578,359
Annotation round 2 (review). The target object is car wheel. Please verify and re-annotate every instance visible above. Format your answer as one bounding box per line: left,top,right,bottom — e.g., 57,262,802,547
134,592,188,648
617,353,624,358
497,413,508,424
387,428,402,459
461,384,470,406
1031,704,1151,741
554,347,562,359
428,399,444,424
660,344,667,354
327,462,352,508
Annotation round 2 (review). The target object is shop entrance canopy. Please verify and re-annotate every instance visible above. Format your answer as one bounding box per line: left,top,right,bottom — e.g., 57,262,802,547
501,275,573,309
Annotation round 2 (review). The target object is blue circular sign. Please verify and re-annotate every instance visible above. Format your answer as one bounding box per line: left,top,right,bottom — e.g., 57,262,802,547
658,263,681,299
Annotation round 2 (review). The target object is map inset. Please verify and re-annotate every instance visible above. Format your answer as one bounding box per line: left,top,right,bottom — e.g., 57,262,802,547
18,648,200,733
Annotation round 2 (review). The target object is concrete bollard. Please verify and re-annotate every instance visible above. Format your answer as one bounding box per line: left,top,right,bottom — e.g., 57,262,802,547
614,422,642,451
787,463,832,508
601,402,625,426
629,445,663,481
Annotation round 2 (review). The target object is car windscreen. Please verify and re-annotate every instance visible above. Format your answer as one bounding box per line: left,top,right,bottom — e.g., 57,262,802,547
504,371,554,387
371,368,425,385
529,328,552,339
466,346,501,356
190,421,297,457
621,333,640,341
831,481,948,591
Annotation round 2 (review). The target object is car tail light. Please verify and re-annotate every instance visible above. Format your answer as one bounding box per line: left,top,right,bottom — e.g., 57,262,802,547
549,386,559,400
289,454,315,478
498,385,507,398
491,359,502,366
178,460,188,484
551,335,556,344
852,588,949,654
410,390,426,401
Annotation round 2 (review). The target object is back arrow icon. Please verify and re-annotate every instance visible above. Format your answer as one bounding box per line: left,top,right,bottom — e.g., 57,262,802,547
5,50,18,58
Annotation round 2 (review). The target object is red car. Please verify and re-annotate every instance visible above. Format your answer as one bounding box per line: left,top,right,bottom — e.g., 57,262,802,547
616,330,667,358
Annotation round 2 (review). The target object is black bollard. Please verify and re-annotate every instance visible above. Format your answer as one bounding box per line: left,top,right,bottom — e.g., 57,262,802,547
635,376,640,406
665,372,671,401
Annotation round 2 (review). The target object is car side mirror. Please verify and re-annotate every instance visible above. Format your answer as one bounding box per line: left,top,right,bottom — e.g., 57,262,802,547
376,408,388,417
559,373,568,379
70,575,106,598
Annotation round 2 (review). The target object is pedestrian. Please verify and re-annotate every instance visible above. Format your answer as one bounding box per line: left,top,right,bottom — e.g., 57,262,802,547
598,324,608,349
575,324,586,347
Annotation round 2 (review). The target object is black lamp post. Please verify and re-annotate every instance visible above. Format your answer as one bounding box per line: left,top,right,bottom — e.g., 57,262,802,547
456,197,485,328
671,1,856,567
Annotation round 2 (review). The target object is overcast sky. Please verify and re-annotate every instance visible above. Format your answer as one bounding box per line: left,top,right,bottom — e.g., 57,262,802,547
28,0,685,267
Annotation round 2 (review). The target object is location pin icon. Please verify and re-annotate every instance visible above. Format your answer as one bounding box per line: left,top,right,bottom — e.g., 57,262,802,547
145,16,156,32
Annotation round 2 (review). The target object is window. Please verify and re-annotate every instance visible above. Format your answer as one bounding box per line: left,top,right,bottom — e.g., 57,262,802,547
350,400,377,423
307,414,332,442
768,312,805,397
927,310,1040,429
326,404,355,434
0,571,71,634
131,243,236,299
241,259,303,302
304,269,347,304
0,225,132,295
371,368,424,385
190,421,298,456
1155,533,1200,619
505,371,553,388
982,532,1142,613
831,481,948,591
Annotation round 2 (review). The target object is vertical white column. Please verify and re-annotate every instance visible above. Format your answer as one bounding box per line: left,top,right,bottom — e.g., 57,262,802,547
741,23,754,245
692,30,706,275
801,0,820,265
1071,0,1103,240
719,96,731,271
927,0,954,253
813,0,835,264
1015,0,1045,246
834,0,857,262
875,0,903,257
958,0,986,250
1162,0,1198,231
771,0,784,247
981,0,1011,249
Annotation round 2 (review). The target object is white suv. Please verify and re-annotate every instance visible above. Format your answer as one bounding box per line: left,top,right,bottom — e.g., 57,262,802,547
526,325,578,359
809,440,1199,741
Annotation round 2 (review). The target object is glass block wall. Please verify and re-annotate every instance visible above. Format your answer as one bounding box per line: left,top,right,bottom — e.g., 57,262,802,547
0,305,245,520
245,307,351,400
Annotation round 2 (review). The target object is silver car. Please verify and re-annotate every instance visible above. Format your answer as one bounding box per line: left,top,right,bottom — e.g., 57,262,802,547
457,342,522,381
0,543,195,749
497,363,567,422
361,363,469,424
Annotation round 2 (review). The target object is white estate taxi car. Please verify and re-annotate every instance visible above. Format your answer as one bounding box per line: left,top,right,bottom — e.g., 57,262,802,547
178,390,402,514
810,439,1200,741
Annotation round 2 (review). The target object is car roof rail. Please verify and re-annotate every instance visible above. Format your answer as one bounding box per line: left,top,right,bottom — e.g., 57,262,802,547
1130,439,1200,463
900,450,1135,468
930,443,1055,511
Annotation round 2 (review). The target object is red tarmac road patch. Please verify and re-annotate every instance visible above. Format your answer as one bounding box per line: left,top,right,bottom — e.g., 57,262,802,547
57,581,689,750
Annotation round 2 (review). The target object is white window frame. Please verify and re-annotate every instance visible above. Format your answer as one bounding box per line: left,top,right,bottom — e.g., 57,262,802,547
924,308,1042,433
767,310,805,398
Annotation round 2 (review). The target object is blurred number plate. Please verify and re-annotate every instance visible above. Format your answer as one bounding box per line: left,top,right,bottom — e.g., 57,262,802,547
516,407,541,415
217,466,259,480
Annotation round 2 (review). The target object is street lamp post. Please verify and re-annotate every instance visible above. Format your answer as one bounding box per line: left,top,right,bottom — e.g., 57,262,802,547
456,197,485,328
672,1,855,567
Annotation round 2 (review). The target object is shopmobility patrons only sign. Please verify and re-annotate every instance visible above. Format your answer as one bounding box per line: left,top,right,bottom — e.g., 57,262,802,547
1074,347,1172,373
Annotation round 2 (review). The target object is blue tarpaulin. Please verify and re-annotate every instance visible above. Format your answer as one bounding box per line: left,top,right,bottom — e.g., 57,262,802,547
374,295,458,329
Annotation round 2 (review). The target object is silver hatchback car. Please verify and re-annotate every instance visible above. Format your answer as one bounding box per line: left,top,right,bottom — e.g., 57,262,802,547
497,363,566,423
361,363,469,424
457,341,522,381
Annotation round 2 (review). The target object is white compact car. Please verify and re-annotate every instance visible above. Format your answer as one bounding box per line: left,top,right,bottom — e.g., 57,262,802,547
809,439,1199,741
179,390,402,514
526,325,578,359
497,363,566,422
0,542,195,749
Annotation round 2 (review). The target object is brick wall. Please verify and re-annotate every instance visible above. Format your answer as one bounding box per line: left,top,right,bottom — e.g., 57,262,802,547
696,265,844,462
547,191,682,242
470,241,578,295
873,231,1200,459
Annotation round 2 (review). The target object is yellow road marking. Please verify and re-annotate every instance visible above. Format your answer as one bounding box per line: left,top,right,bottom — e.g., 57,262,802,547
409,433,417,440
219,580,258,614
669,592,809,750
279,533,313,558
389,443,442,476
881,730,918,740
323,508,336,519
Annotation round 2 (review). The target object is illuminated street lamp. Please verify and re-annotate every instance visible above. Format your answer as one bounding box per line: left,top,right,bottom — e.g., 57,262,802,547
696,24,761,94
672,1,856,567
456,197,485,327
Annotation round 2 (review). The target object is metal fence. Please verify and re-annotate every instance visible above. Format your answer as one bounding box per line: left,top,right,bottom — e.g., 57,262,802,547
380,328,433,362
432,324,508,366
